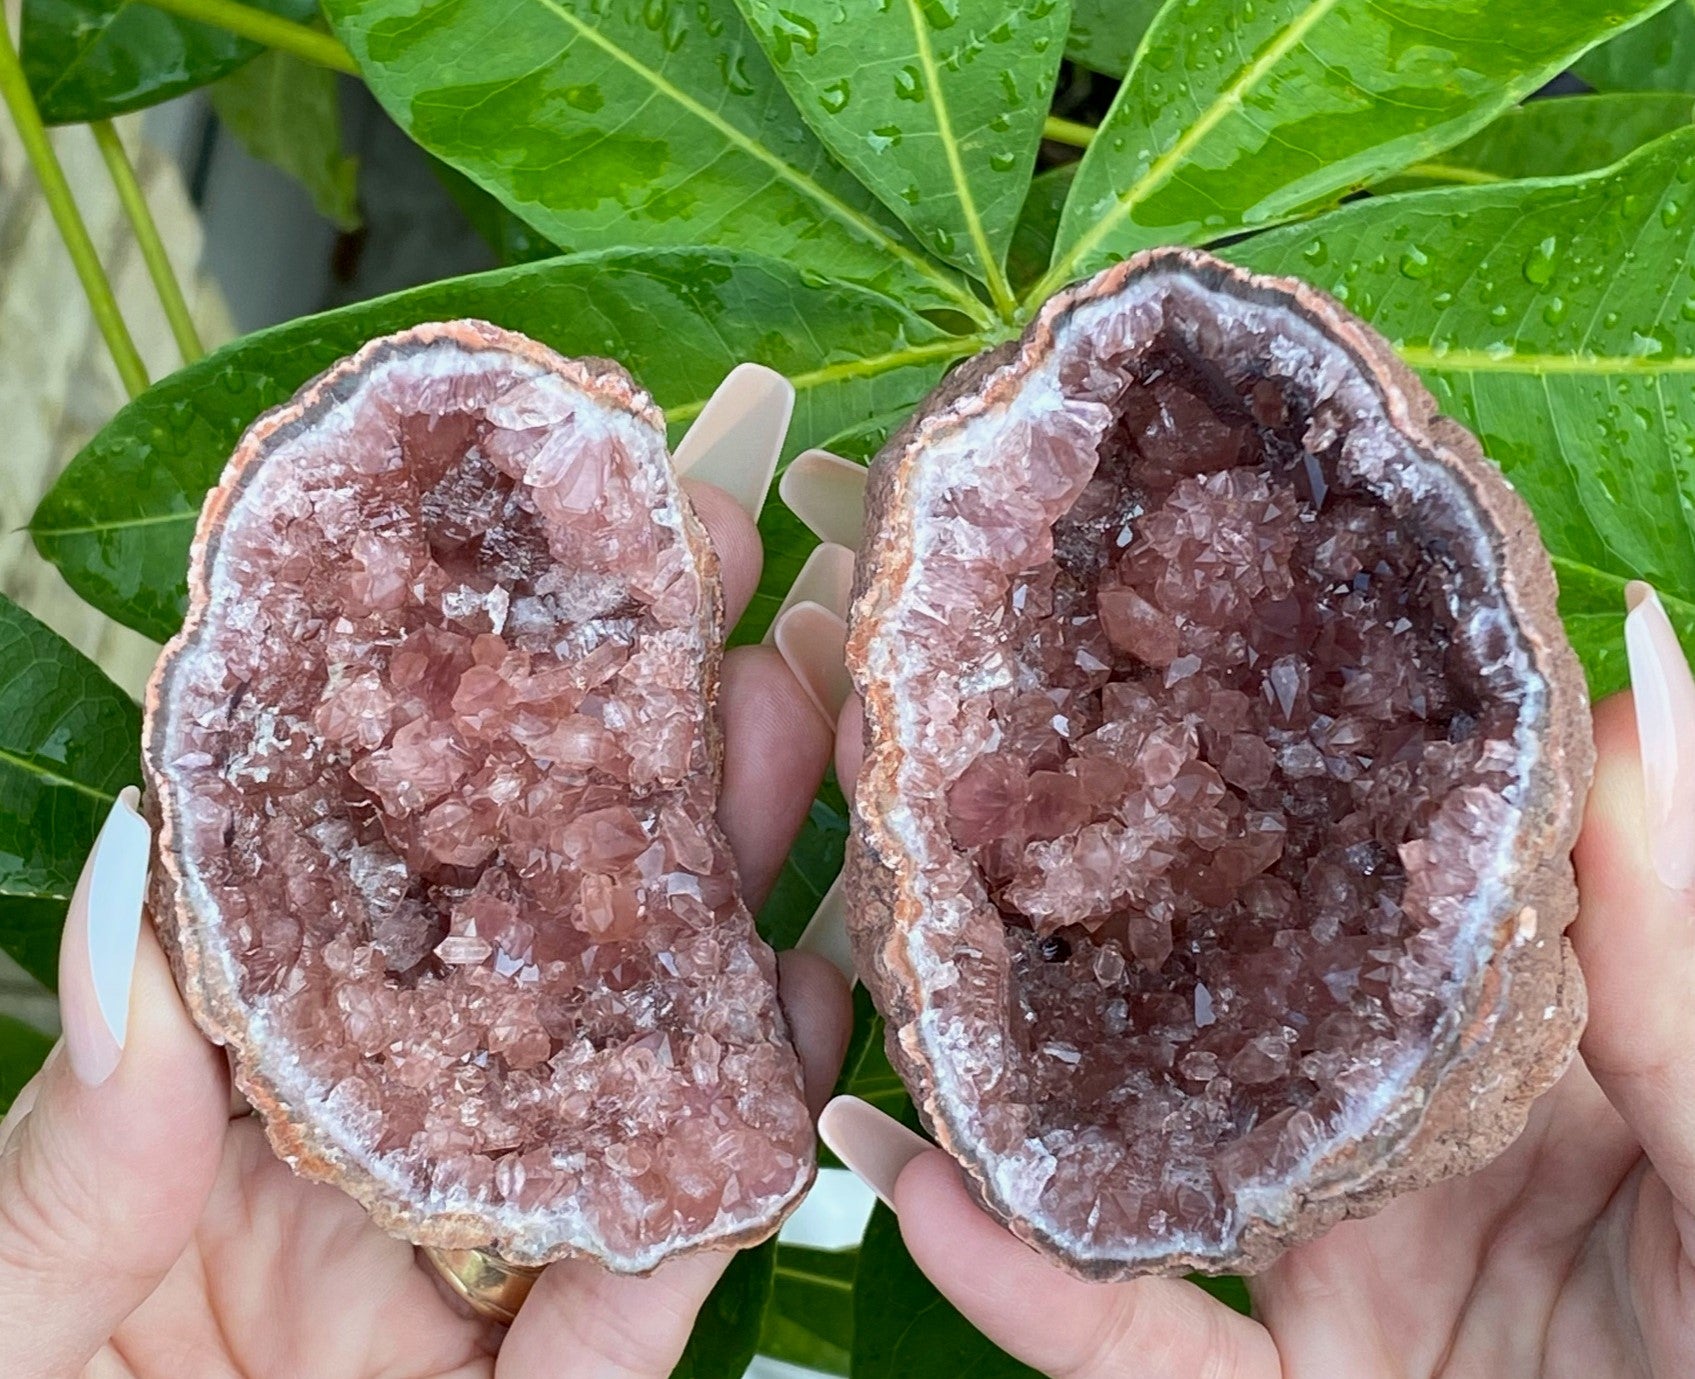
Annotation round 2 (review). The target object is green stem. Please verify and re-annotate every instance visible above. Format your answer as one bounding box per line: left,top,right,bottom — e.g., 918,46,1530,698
1042,115,1096,150
91,121,205,365
135,0,360,74
0,23,149,398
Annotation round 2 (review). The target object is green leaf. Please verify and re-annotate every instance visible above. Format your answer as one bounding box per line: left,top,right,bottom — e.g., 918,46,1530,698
1194,1273,1252,1315
733,0,1067,313
21,0,317,124
0,595,141,990
210,51,360,231
835,984,912,1122
431,158,563,267
671,1239,775,1379
1038,0,1680,301
852,1203,1041,1379
1064,0,1161,76
322,0,988,322
758,1244,856,1375
1007,163,1075,295
30,248,970,644
1578,0,1695,91
1231,124,1695,698
0,1013,55,1115
0,896,71,992
1378,92,1695,192
757,778,849,951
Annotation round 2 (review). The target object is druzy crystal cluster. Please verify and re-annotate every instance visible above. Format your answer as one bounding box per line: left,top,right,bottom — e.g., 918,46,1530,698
847,250,1590,1277
143,324,812,1271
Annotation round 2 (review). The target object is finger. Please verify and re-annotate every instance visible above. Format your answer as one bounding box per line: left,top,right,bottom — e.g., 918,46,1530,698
822,1098,1279,1379
777,949,853,1118
1572,626,1695,1222
835,693,864,791
498,1248,734,1379
682,479,763,630
718,645,833,909
672,364,792,524
0,790,229,1379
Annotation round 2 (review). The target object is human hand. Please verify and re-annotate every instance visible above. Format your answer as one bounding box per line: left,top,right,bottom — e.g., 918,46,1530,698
819,583,1695,1379
0,459,853,1379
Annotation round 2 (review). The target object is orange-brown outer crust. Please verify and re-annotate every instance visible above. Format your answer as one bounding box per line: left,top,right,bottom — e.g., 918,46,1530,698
143,320,809,1271
844,248,1594,1279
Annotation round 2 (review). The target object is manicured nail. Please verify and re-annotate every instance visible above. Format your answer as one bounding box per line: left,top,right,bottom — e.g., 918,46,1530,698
774,601,852,726
765,542,856,645
1625,582,1695,891
778,449,867,550
671,364,794,523
796,876,855,983
817,1096,932,1210
60,787,151,1087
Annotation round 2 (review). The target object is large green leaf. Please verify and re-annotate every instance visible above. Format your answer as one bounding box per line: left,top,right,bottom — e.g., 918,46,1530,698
30,249,971,644
1064,0,1161,76
21,0,317,124
757,1244,856,1375
671,1239,776,1379
211,51,361,231
1233,124,1695,697
1578,0,1695,91
0,595,141,991
733,0,1067,311
1378,92,1695,192
1007,163,1075,294
852,1203,1041,1379
0,1013,55,1115
757,779,849,951
322,0,987,322
1037,0,1679,302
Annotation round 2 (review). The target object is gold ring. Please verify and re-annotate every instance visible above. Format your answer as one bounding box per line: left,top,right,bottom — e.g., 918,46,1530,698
423,1246,544,1325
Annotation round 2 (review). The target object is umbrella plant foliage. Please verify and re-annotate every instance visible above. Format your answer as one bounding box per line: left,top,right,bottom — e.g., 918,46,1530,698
6,0,1695,1370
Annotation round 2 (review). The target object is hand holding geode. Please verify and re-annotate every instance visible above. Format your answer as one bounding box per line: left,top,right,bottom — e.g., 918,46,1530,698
142,322,813,1272
845,248,1593,1278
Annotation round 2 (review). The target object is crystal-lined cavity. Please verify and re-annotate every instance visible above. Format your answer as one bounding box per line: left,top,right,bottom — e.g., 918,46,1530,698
849,252,1588,1277
144,324,812,1271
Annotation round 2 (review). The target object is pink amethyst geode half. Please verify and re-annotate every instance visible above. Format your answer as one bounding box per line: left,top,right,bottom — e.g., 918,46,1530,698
845,249,1593,1278
143,321,813,1271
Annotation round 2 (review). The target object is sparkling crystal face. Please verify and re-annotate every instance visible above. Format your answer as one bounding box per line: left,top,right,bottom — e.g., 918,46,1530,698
148,334,811,1269
865,274,1542,1265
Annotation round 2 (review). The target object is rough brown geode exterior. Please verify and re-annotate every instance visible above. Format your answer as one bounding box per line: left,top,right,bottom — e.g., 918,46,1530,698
142,321,808,1269
843,247,1594,1279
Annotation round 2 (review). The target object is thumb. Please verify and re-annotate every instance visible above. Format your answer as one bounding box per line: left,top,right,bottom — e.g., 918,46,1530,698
0,788,228,1378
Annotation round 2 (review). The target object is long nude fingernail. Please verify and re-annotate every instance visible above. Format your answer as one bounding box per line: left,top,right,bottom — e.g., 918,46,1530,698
774,601,852,727
671,364,794,523
1625,582,1695,891
818,1096,932,1210
765,542,856,645
779,449,867,549
60,787,151,1087
796,875,854,983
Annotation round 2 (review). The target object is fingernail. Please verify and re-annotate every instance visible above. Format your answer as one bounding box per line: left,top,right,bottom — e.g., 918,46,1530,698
778,449,867,550
1625,582,1695,891
817,1096,932,1210
764,542,856,645
60,787,151,1087
796,875,855,983
774,601,852,726
671,364,794,523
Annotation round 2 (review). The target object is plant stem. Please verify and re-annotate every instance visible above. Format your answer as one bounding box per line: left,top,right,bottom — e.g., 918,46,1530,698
1042,115,1096,150
135,0,359,74
91,121,205,365
0,23,149,398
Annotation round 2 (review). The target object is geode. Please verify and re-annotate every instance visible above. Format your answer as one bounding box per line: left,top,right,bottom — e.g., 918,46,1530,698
845,248,1592,1278
143,321,813,1271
